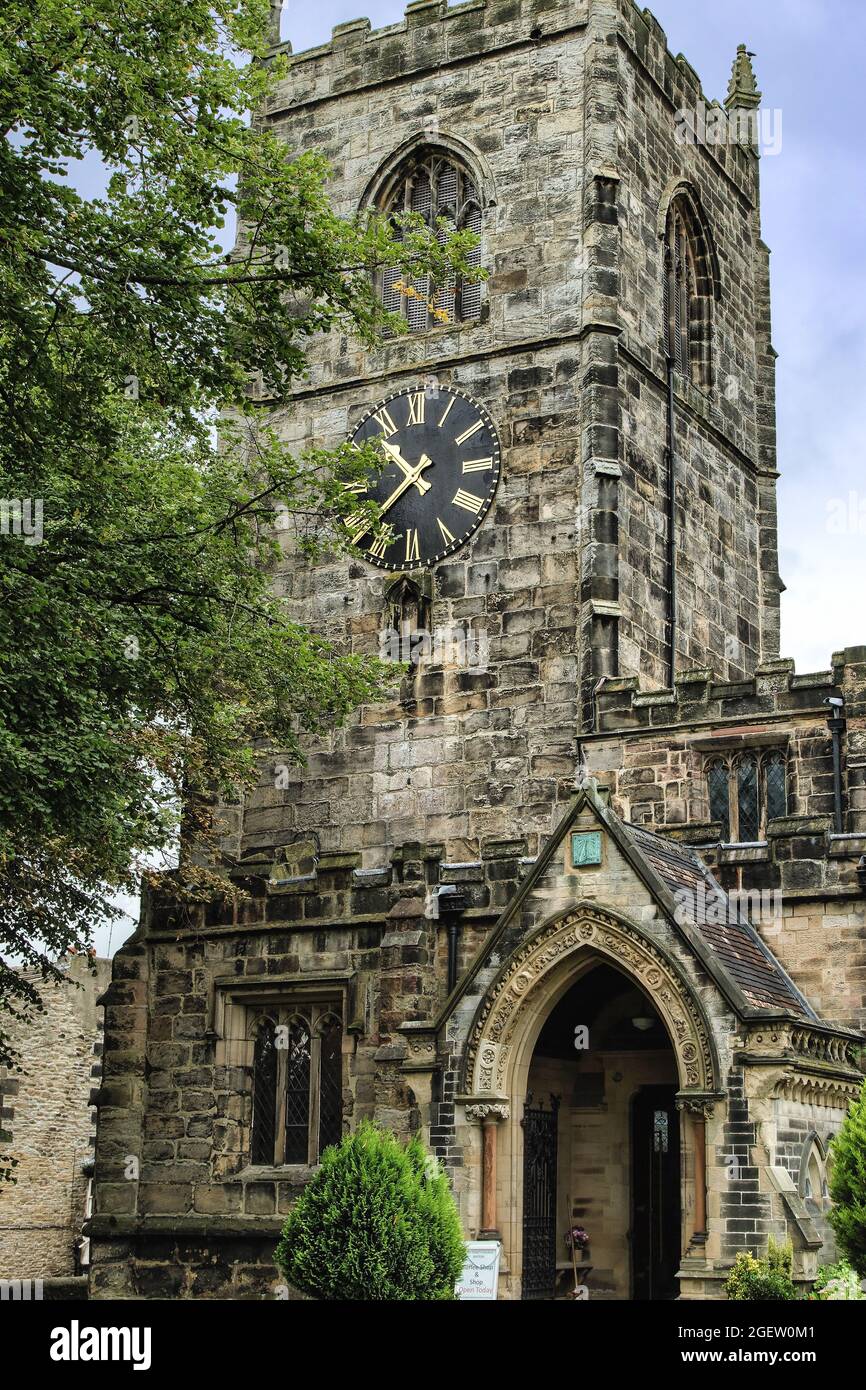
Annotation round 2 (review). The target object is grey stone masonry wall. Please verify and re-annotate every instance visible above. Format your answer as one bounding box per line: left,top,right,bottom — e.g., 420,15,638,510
591,0,779,697
587,647,866,1031
0,956,110,1281
235,0,605,869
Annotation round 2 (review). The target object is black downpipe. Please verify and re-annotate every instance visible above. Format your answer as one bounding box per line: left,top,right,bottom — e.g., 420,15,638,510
447,921,459,995
666,357,677,689
826,698,846,835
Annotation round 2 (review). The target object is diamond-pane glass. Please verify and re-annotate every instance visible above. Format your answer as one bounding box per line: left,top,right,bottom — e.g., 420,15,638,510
284,1017,311,1164
707,760,730,841
765,752,787,823
317,1015,343,1158
251,1019,278,1165
737,758,760,842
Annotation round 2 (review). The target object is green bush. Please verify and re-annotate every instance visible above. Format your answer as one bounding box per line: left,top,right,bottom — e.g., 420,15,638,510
725,1239,798,1301
809,1259,865,1300
829,1082,866,1276
274,1122,466,1301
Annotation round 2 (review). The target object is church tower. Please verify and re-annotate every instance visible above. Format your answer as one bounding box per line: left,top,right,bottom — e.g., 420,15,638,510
235,0,782,876
89,0,865,1303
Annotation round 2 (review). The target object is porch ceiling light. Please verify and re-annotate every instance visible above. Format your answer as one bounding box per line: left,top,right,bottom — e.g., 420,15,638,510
631,1015,655,1031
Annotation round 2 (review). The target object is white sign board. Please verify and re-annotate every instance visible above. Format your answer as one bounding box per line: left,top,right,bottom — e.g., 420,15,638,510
455,1240,501,1300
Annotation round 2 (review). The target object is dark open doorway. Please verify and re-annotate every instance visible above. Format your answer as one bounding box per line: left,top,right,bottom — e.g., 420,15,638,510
522,961,682,1299
631,1084,681,1300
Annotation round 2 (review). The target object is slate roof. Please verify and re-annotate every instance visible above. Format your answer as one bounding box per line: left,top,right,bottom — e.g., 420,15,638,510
627,822,815,1019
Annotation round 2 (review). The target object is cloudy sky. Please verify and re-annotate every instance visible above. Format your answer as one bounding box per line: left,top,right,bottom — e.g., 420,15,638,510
95,0,866,954
279,0,866,674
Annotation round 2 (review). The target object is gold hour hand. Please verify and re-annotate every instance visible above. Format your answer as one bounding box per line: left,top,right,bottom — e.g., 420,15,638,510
380,439,432,495
349,454,433,547
379,454,432,517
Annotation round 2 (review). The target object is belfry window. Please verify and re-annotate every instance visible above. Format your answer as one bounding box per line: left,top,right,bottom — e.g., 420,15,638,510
377,150,483,331
250,1002,343,1166
705,751,788,843
663,194,715,388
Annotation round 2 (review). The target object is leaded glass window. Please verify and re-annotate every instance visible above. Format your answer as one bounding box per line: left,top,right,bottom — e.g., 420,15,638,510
705,750,788,843
249,1001,342,1166
251,1017,278,1166
318,1014,343,1157
284,1016,312,1164
736,757,760,842
765,751,787,824
378,150,483,331
707,759,731,841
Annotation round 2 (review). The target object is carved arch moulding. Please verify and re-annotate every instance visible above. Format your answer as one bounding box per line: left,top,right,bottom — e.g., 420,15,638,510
463,906,718,1096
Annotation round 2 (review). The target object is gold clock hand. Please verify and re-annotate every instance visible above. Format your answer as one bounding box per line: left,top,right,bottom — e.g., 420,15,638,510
379,454,432,515
350,455,433,546
380,439,432,495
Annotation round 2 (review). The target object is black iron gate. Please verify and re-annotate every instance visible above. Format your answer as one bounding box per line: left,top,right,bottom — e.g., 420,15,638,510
521,1094,559,1300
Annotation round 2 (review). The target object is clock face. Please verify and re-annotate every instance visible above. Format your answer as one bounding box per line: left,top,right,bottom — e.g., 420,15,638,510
347,386,501,571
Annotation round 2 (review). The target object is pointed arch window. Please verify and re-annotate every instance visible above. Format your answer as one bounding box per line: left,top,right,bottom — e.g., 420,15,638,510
377,150,483,331
704,750,788,843
799,1134,829,1209
249,1000,343,1166
663,193,716,388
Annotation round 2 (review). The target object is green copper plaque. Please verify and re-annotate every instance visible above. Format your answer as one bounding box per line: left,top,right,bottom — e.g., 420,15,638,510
571,830,602,867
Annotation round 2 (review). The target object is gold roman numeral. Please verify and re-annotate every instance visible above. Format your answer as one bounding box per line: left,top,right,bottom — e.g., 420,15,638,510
368,533,391,559
452,488,484,514
372,407,398,438
404,528,420,563
406,393,425,426
462,457,493,473
437,396,456,428
454,419,483,447
437,517,456,545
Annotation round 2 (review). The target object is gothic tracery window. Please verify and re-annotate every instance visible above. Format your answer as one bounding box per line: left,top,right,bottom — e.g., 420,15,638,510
663,194,715,388
250,1002,343,1166
705,750,788,843
377,150,483,331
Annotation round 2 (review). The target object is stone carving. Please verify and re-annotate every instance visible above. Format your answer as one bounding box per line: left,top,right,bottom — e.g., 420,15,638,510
464,906,715,1094
465,1103,510,1122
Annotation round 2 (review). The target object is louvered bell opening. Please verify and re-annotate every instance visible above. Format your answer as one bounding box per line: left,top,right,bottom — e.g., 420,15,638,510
381,220,405,320
432,162,458,322
251,1019,278,1165
317,1015,343,1157
737,759,761,842
408,170,433,330
765,753,787,823
460,200,483,320
284,1017,312,1164
707,760,731,842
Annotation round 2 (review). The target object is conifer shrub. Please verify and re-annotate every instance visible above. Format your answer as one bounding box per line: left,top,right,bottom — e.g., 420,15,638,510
829,1081,866,1276
725,1238,798,1301
274,1121,466,1300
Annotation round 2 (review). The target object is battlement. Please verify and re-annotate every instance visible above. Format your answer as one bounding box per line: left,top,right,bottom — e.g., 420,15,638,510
594,648,866,735
266,0,757,199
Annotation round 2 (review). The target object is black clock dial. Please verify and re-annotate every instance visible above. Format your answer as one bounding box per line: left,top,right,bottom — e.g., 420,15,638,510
347,386,501,571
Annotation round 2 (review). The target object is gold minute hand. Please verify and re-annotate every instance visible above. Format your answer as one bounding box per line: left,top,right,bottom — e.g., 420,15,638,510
350,455,433,546
379,454,433,516
380,439,432,494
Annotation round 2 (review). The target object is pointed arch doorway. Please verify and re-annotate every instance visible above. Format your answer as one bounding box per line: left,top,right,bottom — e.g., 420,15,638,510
462,906,718,1301
523,963,680,1299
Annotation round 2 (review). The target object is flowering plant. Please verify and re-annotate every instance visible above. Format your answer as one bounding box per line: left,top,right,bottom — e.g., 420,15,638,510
566,1225,590,1251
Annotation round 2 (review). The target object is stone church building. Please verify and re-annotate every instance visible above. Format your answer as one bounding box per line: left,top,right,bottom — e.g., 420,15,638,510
90,0,866,1299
